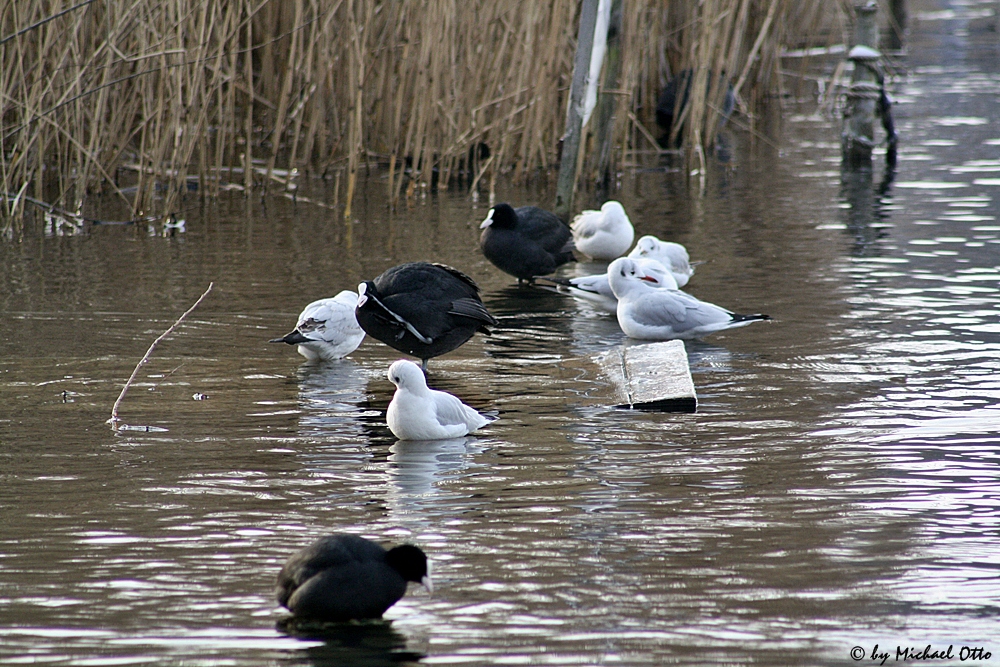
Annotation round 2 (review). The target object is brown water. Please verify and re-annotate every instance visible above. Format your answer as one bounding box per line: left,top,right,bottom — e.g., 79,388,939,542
2,1,999,665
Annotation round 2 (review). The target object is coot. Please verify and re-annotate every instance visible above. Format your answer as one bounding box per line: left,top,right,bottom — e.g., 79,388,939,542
479,203,575,283
355,262,497,370
276,534,431,621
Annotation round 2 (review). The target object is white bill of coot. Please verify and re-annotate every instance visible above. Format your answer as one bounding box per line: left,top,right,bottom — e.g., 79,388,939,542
479,203,575,284
269,290,365,362
608,257,770,340
276,534,431,622
386,359,492,441
626,235,696,288
570,200,635,260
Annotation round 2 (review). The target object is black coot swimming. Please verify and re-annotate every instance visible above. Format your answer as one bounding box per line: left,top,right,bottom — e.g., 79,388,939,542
479,203,575,284
276,534,431,621
355,262,497,370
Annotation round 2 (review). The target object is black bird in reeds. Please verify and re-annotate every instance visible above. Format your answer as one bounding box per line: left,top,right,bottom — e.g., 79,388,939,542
655,69,735,146
276,534,431,622
479,203,575,284
355,261,497,370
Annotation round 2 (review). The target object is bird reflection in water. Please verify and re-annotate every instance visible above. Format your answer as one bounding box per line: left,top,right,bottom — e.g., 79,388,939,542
277,617,423,667
386,436,484,515
294,360,375,439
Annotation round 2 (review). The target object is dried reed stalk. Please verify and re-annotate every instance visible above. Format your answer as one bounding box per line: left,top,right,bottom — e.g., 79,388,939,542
1,0,844,219
107,282,213,431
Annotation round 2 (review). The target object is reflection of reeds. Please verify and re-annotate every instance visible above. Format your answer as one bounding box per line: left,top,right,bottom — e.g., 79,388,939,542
1,0,842,220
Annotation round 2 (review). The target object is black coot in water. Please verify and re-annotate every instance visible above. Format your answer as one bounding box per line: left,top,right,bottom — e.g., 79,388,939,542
276,534,431,621
355,262,497,370
479,203,575,284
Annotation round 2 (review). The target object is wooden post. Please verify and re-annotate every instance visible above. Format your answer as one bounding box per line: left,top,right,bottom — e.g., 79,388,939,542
888,0,907,52
594,0,623,191
842,1,880,167
554,0,600,221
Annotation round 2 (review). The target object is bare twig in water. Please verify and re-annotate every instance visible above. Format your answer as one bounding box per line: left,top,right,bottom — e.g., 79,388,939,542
107,283,214,431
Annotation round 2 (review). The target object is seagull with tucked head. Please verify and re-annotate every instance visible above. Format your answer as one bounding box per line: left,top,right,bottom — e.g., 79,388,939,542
545,257,678,314
571,201,635,260
269,290,365,362
386,359,493,441
627,235,696,288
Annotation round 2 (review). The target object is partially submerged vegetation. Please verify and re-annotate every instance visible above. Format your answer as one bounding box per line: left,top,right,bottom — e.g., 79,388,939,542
1,0,849,224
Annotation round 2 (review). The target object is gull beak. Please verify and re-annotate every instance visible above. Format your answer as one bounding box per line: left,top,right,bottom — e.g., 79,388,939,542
639,274,659,283
479,208,495,229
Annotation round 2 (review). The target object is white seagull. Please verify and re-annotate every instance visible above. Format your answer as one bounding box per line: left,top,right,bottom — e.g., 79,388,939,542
607,257,770,340
269,290,365,362
627,235,696,288
386,359,493,440
553,257,678,314
571,201,635,260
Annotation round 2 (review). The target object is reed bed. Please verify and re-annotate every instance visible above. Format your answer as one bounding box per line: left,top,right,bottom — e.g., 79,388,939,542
1,0,846,222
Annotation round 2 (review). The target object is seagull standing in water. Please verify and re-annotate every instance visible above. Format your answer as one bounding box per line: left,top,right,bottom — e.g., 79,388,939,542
386,359,493,440
607,257,770,340
269,290,365,362
571,201,635,260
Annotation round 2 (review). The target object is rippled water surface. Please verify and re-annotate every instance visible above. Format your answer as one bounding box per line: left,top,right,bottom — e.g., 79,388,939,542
2,2,999,665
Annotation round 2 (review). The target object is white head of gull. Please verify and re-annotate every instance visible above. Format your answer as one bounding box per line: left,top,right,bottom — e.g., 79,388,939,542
557,257,678,314
607,257,770,340
386,359,493,441
570,200,635,260
627,235,696,288
269,290,365,362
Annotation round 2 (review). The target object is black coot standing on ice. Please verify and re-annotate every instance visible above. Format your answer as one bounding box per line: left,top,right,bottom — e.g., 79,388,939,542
355,261,498,371
479,203,575,284
276,534,431,622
